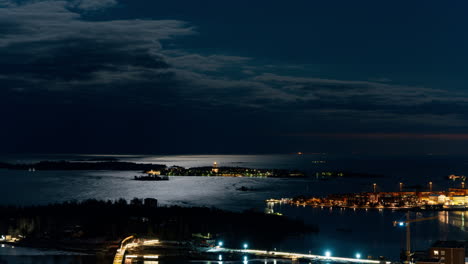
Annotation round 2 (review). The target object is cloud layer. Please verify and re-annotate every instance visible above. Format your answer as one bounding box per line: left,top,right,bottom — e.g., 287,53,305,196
1,0,468,153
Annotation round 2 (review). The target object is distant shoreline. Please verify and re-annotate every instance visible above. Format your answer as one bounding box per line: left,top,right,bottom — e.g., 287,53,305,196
0,160,306,178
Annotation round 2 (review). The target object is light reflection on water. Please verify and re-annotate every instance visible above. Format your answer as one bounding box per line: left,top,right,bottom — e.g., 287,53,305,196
269,205,468,260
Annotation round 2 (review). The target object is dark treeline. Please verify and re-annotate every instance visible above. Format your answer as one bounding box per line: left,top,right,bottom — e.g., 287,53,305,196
0,160,167,171
0,199,317,251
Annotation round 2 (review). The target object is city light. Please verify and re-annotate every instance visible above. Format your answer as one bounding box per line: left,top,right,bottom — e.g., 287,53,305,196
399,222,405,227
143,239,159,245
243,243,248,249
325,250,331,258
218,241,223,247
356,253,361,259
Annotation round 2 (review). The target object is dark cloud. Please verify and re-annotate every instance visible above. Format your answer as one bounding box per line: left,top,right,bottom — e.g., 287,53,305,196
1,0,468,154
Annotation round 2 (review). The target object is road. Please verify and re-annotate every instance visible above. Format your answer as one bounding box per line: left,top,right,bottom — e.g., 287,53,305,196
207,247,392,264
114,238,393,264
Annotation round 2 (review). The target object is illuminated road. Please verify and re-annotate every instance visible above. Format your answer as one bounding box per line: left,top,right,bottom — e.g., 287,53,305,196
207,247,392,264
113,236,135,264
114,238,392,264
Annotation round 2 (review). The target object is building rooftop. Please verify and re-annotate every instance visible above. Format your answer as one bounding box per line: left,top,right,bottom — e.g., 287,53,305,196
432,241,466,249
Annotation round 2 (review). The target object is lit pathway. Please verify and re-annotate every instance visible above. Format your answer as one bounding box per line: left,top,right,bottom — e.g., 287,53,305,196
113,236,135,264
207,248,392,264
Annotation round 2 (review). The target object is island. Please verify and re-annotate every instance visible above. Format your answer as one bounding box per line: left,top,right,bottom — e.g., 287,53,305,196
0,160,306,178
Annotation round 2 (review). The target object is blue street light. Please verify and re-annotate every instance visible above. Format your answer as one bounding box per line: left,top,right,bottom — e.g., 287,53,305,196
218,241,223,247
356,253,361,259
243,243,248,249
325,251,331,258
399,222,405,227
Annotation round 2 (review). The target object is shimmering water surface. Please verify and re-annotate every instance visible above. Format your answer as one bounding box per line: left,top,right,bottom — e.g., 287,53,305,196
1,154,467,262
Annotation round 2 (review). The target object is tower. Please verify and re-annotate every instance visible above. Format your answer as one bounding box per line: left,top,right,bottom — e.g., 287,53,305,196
212,161,219,173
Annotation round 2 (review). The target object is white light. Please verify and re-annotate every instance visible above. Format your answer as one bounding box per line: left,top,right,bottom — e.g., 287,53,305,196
219,254,222,261
356,253,361,259
143,239,159,244
218,241,223,247
325,251,331,258
399,222,405,227
243,243,248,249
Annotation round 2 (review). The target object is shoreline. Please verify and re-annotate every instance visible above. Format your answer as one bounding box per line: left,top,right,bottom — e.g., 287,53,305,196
0,160,306,178
268,203,468,212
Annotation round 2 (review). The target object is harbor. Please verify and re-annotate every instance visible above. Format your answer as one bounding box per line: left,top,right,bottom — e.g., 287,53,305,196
266,182,468,211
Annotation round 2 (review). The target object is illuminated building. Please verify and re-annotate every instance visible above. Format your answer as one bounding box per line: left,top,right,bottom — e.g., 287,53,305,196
450,196,467,206
212,162,219,173
146,170,161,176
429,241,466,264
438,195,448,204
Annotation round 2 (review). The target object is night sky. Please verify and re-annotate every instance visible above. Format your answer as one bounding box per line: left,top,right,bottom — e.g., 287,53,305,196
2,0,468,155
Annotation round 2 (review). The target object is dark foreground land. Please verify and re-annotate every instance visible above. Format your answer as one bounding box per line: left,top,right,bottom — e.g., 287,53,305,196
0,199,317,258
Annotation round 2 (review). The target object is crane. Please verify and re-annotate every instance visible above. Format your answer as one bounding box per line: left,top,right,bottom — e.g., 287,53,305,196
393,212,438,264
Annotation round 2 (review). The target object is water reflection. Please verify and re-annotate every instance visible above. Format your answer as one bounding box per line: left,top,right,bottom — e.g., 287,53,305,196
269,204,468,260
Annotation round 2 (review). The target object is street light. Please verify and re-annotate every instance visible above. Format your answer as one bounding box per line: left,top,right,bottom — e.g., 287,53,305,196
373,183,377,193
325,251,331,258
243,243,248,249
218,241,223,247
356,253,361,259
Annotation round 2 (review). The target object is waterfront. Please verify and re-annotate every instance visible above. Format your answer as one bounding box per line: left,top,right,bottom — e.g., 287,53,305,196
1,154,468,262
0,154,465,209
268,205,468,260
